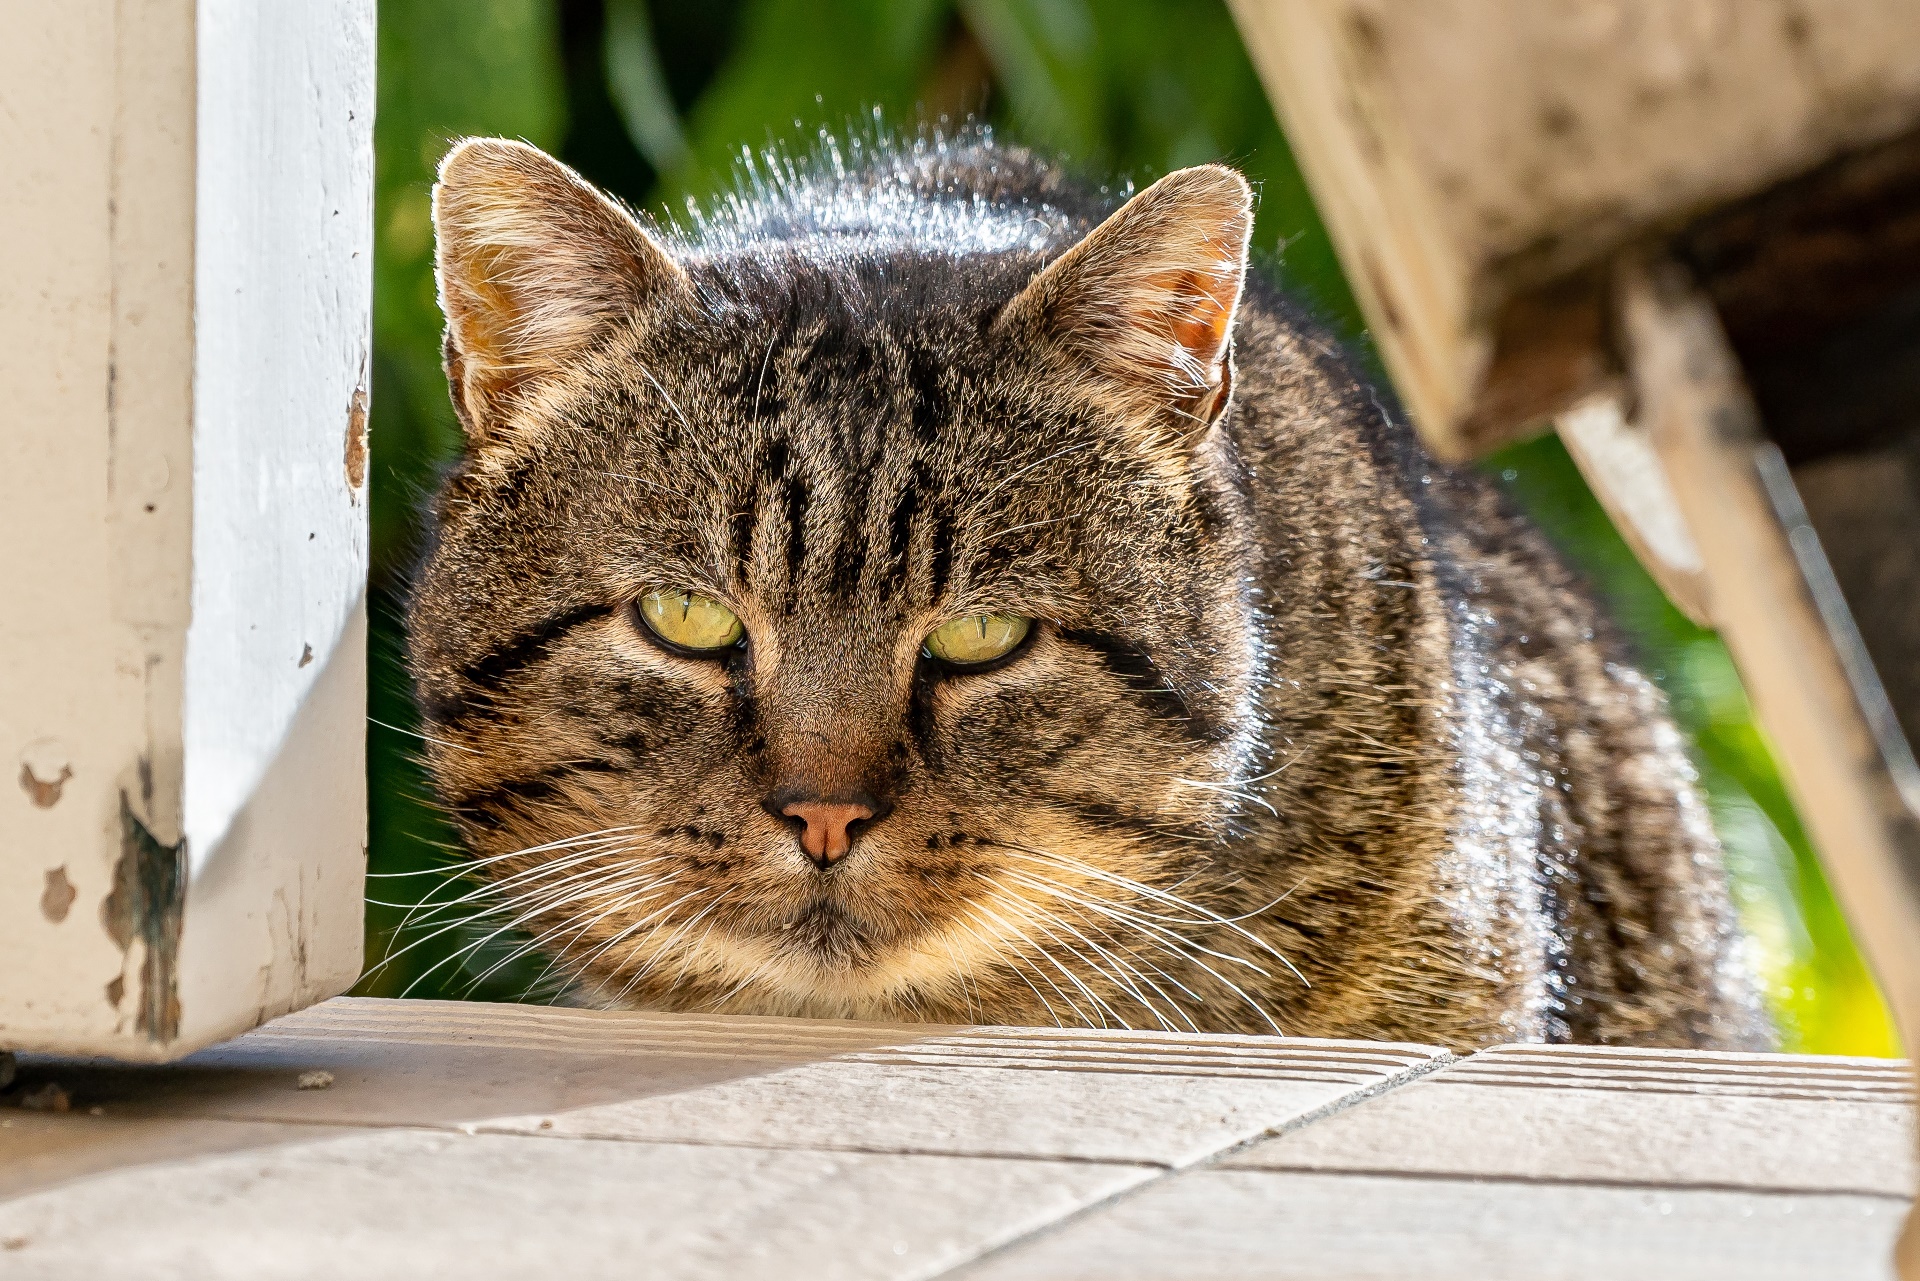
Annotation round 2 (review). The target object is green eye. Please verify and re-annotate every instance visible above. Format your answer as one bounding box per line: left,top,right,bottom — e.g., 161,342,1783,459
923,614,1032,667
636,589,744,653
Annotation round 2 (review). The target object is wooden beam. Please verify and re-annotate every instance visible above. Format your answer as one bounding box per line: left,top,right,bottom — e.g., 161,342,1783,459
1228,0,1920,458
1617,254,1920,1276
0,2,374,1061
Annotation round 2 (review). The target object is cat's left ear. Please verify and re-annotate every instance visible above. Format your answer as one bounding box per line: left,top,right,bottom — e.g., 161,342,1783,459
997,164,1252,428
433,138,692,444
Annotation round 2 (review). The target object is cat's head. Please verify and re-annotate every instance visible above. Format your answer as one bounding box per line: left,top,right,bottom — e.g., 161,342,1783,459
408,137,1271,1023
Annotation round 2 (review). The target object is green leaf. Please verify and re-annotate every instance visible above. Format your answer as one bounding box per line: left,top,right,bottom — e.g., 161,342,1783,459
658,0,958,209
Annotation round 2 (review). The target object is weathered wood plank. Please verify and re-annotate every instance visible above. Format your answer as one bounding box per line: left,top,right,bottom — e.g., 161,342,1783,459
1617,259,1920,1101
1227,0,1920,456
474,1031,1439,1164
1,0,373,1063
0,1001,1444,1280
3,1004,1907,1279
963,1043,1914,1281
1223,1044,1915,1196
1555,396,1711,625
0,1112,349,1203
5,999,1447,1167
0,1127,1140,1281
960,1168,1905,1281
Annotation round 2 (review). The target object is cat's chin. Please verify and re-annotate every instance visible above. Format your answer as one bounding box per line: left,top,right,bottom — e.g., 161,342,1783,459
764,898,887,968
578,904,994,1023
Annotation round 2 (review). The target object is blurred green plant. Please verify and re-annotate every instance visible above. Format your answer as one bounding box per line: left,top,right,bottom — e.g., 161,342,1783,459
359,0,1895,1055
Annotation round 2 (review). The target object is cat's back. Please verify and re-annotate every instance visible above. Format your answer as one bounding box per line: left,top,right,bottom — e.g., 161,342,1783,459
1220,280,1772,1050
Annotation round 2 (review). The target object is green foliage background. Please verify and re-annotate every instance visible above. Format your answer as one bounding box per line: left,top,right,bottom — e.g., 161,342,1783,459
360,0,1895,1055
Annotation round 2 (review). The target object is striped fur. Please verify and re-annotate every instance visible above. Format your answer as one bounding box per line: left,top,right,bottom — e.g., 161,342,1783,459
406,133,1771,1049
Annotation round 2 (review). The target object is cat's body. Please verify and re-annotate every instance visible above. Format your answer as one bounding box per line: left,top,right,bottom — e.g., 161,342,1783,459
409,133,1770,1049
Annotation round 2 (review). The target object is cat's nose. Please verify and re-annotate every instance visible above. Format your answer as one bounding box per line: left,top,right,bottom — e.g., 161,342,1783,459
769,794,881,868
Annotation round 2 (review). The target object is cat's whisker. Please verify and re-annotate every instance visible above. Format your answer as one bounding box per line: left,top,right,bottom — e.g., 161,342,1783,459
705,968,761,1013
1007,910,1136,1031
458,875,684,995
571,886,716,1001
469,904,660,1002
994,842,1235,928
664,891,739,991
933,933,984,1024
920,906,989,1024
384,830,662,914
387,842,651,929
363,830,633,893
521,874,698,994
1013,869,1284,1035
1016,888,1275,1036
385,846,653,947
955,900,1088,1028
392,870,647,999
948,905,1066,1029
1043,922,1180,1034
368,715,482,755
987,846,1300,1029
426,826,650,875
1050,871,1302,995
996,866,1228,1006
999,868,1220,1001
563,882,708,981
994,839,1307,984
970,887,1133,1030
985,880,1188,1033
373,854,655,986
609,889,735,1005
460,847,666,910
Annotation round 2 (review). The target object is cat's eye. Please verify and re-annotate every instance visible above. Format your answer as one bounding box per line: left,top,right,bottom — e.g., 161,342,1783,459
923,614,1032,667
636,589,745,653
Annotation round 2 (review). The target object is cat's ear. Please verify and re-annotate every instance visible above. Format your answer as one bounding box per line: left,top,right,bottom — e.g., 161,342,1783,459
433,137,690,442
998,165,1252,428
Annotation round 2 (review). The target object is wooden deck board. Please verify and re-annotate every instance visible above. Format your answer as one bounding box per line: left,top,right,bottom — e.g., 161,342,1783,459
957,1168,1905,1281
0,1127,1142,1281
0,998,1909,1279
1220,1044,1915,1196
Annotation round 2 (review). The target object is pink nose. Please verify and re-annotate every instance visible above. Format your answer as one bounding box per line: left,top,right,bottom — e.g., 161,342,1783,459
781,800,875,866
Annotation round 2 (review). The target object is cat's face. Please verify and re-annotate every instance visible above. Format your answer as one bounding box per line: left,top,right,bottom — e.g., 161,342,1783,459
409,139,1268,1023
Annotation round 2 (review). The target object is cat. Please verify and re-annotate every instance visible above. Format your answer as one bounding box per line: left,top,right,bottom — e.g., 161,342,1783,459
405,130,1771,1050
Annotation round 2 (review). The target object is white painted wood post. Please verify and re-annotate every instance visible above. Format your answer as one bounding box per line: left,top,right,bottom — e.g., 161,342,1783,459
1,1,374,1060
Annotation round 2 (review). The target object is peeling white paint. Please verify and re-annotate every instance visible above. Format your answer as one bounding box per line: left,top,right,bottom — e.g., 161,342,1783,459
0,1,372,1061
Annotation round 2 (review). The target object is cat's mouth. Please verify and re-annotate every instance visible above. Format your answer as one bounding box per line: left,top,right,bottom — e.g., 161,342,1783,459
769,897,885,968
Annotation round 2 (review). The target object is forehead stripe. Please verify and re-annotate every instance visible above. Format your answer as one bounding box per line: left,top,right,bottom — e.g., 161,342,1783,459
781,473,810,609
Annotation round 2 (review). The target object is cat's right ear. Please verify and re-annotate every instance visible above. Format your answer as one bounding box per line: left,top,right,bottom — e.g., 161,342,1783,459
995,164,1252,435
433,138,690,444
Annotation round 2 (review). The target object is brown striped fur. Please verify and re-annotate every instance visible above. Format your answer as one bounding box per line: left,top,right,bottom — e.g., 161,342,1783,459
407,133,1770,1049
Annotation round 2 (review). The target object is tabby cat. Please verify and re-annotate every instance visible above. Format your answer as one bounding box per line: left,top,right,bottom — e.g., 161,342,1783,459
407,132,1770,1049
